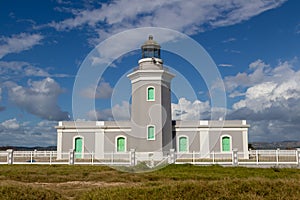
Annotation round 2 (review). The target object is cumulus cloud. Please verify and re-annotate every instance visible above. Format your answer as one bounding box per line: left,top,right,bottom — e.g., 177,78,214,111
80,81,113,99
224,59,271,91
172,98,210,120
169,59,300,142
171,97,227,120
49,0,286,39
0,118,57,146
226,59,300,141
6,77,69,121
87,101,130,121
0,33,43,59
1,118,20,130
0,61,69,81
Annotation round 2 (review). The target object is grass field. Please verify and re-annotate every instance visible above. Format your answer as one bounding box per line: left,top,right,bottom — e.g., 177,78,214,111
0,164,299,199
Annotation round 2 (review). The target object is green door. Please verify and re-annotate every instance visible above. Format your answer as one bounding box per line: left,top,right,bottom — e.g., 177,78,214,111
179,137,187,152
75,137,83,158
222,137,230,152
117,137,125,152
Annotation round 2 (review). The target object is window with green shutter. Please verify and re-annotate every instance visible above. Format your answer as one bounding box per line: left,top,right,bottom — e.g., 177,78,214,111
147,87,155,101
222,136,230,152
147,126,155,140
179,136,188,152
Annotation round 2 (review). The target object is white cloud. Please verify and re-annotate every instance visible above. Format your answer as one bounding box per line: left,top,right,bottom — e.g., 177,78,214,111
1,118,20,130
171,97,229,120
49,0,287,39
227,59,300,141
218,64,233,67
6,77,69,121
224,59,270,91
231,66,300,113
0,33,43,59
0,61,68,81
80,81,113,99
222,38,236,43
88,101,130,121
172,98,210,120
209,0,286,28
0,119,57,146
24,66,50,77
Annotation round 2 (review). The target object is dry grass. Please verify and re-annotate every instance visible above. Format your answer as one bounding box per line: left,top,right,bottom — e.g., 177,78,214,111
0,164,299,199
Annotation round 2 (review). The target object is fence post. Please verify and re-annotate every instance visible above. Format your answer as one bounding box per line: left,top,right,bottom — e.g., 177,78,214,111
232,149,238,166
50,151,52,165
69,149,75,165
7,149,13,165
256,150,259,165
91,152,94,165
130,149,136,166
192,151,195,164
30,151,33,164
212,151,215,164
169,149,175,164
297,148,300,168
276,148,280,166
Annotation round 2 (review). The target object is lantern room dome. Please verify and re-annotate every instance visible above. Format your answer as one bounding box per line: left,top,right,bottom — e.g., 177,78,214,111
141,35,161,59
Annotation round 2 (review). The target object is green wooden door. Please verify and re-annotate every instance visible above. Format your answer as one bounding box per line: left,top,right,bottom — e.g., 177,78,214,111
117,137,125,152
75,137,83,158
222,137,230,152
179,137,187,152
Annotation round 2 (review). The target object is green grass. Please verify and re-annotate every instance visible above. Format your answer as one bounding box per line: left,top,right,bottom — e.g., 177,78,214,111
0,164,299,199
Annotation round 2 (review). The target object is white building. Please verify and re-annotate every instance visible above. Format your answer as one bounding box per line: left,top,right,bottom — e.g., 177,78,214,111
56,36,249,160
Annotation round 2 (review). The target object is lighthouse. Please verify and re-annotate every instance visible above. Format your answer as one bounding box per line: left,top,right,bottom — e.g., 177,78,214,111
127,35,175,153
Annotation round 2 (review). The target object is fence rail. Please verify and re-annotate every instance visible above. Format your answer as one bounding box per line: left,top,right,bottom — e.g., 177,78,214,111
1,149,300,167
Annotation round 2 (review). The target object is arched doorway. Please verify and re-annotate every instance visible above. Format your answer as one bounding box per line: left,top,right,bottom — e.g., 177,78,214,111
75,137,83,158
222,136,231,152
179,136,188,152
116,137,126,152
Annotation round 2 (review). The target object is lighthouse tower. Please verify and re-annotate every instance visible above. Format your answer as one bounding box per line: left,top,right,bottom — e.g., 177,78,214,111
127,36,175,153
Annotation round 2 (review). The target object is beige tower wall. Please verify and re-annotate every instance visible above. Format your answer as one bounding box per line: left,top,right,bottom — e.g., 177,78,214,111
127,60,175,153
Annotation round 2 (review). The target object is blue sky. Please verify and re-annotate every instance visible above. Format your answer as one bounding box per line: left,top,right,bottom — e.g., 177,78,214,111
1,0,300,146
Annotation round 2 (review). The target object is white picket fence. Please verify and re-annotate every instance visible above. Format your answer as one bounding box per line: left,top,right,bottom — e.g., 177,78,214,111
175,149,300,166
1,149,300,167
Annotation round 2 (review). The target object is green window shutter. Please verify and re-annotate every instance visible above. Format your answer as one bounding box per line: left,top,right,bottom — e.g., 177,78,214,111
179,137,187,152
222,137,230,152
147,87,154,101
75,137,82,158
117,137,125,152
148,126,155,140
